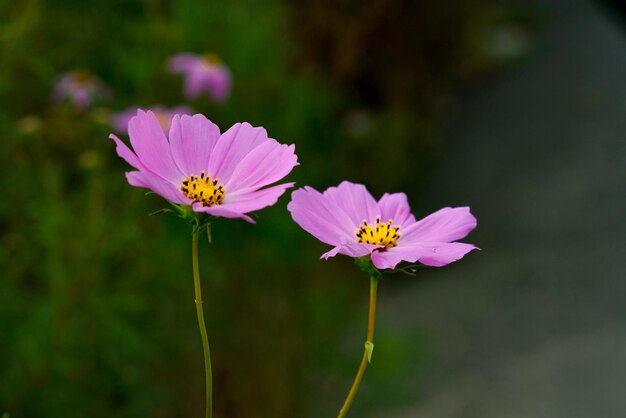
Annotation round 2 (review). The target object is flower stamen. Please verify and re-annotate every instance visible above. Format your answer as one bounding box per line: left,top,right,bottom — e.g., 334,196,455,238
356,217,400,249
181,171,225,206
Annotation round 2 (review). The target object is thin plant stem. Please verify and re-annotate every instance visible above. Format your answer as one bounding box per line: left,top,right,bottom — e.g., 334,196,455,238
337,272,379,418
192,227,213,418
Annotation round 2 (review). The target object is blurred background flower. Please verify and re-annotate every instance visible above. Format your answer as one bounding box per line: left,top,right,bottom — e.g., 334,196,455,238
1,0,624,417
52,70,111,110
169,53,232,102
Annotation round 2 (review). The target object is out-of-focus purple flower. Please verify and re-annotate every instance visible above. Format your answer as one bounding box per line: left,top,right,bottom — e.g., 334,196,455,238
52,71,110,110
110,110,298,223
111,105,192,134
168,53,232,102
288,181,478,269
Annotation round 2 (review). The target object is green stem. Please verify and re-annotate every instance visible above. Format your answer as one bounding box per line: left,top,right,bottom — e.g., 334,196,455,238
337,272,379,418
192,227,213,418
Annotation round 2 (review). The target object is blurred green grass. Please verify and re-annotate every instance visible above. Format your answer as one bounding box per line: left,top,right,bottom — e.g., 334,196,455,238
0,0,531,416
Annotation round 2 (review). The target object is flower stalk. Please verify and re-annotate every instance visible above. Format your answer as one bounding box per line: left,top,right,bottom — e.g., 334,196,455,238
337,268,380,418
192,224,213,418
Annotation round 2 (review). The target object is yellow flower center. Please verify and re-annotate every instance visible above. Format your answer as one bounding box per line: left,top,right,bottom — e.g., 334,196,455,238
181,171,225,206
202,53,221,65
73,71,93,85
356,217,400,249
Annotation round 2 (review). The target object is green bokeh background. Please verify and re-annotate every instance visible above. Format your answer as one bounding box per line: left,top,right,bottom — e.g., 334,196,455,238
0,1,530,416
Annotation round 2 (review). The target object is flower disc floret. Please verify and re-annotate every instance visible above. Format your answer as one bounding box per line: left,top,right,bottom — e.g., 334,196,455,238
356,217,400,249
181,171,224,206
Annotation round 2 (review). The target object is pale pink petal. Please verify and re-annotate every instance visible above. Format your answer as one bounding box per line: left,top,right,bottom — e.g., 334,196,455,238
320,246,343,259
192,203,254,223
225,141,298,194
183,70,206,100
219,183,293,213
371,246,420,269
414,242,478,267
128,110,183,183
378,192,416,227
169,114,220,176
288,186,359,246
52,75,71,102
206,65,231,102
126,171,189,205
400,207,477,244
208,123,271,183
323,181,380,226
371,242,477,269
169,54,201,73
73,88,92,110
321,243,380,260
109,134,145,171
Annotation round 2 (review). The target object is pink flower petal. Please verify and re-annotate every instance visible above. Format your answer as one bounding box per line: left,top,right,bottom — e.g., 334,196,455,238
192,203,254,223
169,54,201,73
208,122,271,184
184,70,206,100
321,243,381,260
323,181,380,226
400,207,477,244
371,247,418,269
378,192,416,227
111,105,192,134
169,114,220,177
225,141,298,194
220,183,293,213
288,186,359,246
109,134,145,171
371,242,477,269
206,65,231,102
73,89,92,110
128,110,183,183
126,171,189,205
414,242,478,267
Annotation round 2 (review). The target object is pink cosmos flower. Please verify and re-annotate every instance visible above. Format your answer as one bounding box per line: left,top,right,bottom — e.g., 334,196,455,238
169,53,232,102
52,71,110,110
111,105,192,134
110,110,298,223
288,181,477,269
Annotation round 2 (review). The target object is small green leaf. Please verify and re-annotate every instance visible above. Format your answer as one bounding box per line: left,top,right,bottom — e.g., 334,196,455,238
365,341,374,363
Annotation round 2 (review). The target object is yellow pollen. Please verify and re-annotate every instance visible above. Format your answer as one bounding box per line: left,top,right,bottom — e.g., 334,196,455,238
202,53,221,65
356,217,400,249
180,171,225,207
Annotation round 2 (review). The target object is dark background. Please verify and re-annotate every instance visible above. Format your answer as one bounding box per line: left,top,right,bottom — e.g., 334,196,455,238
1,0,624,417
